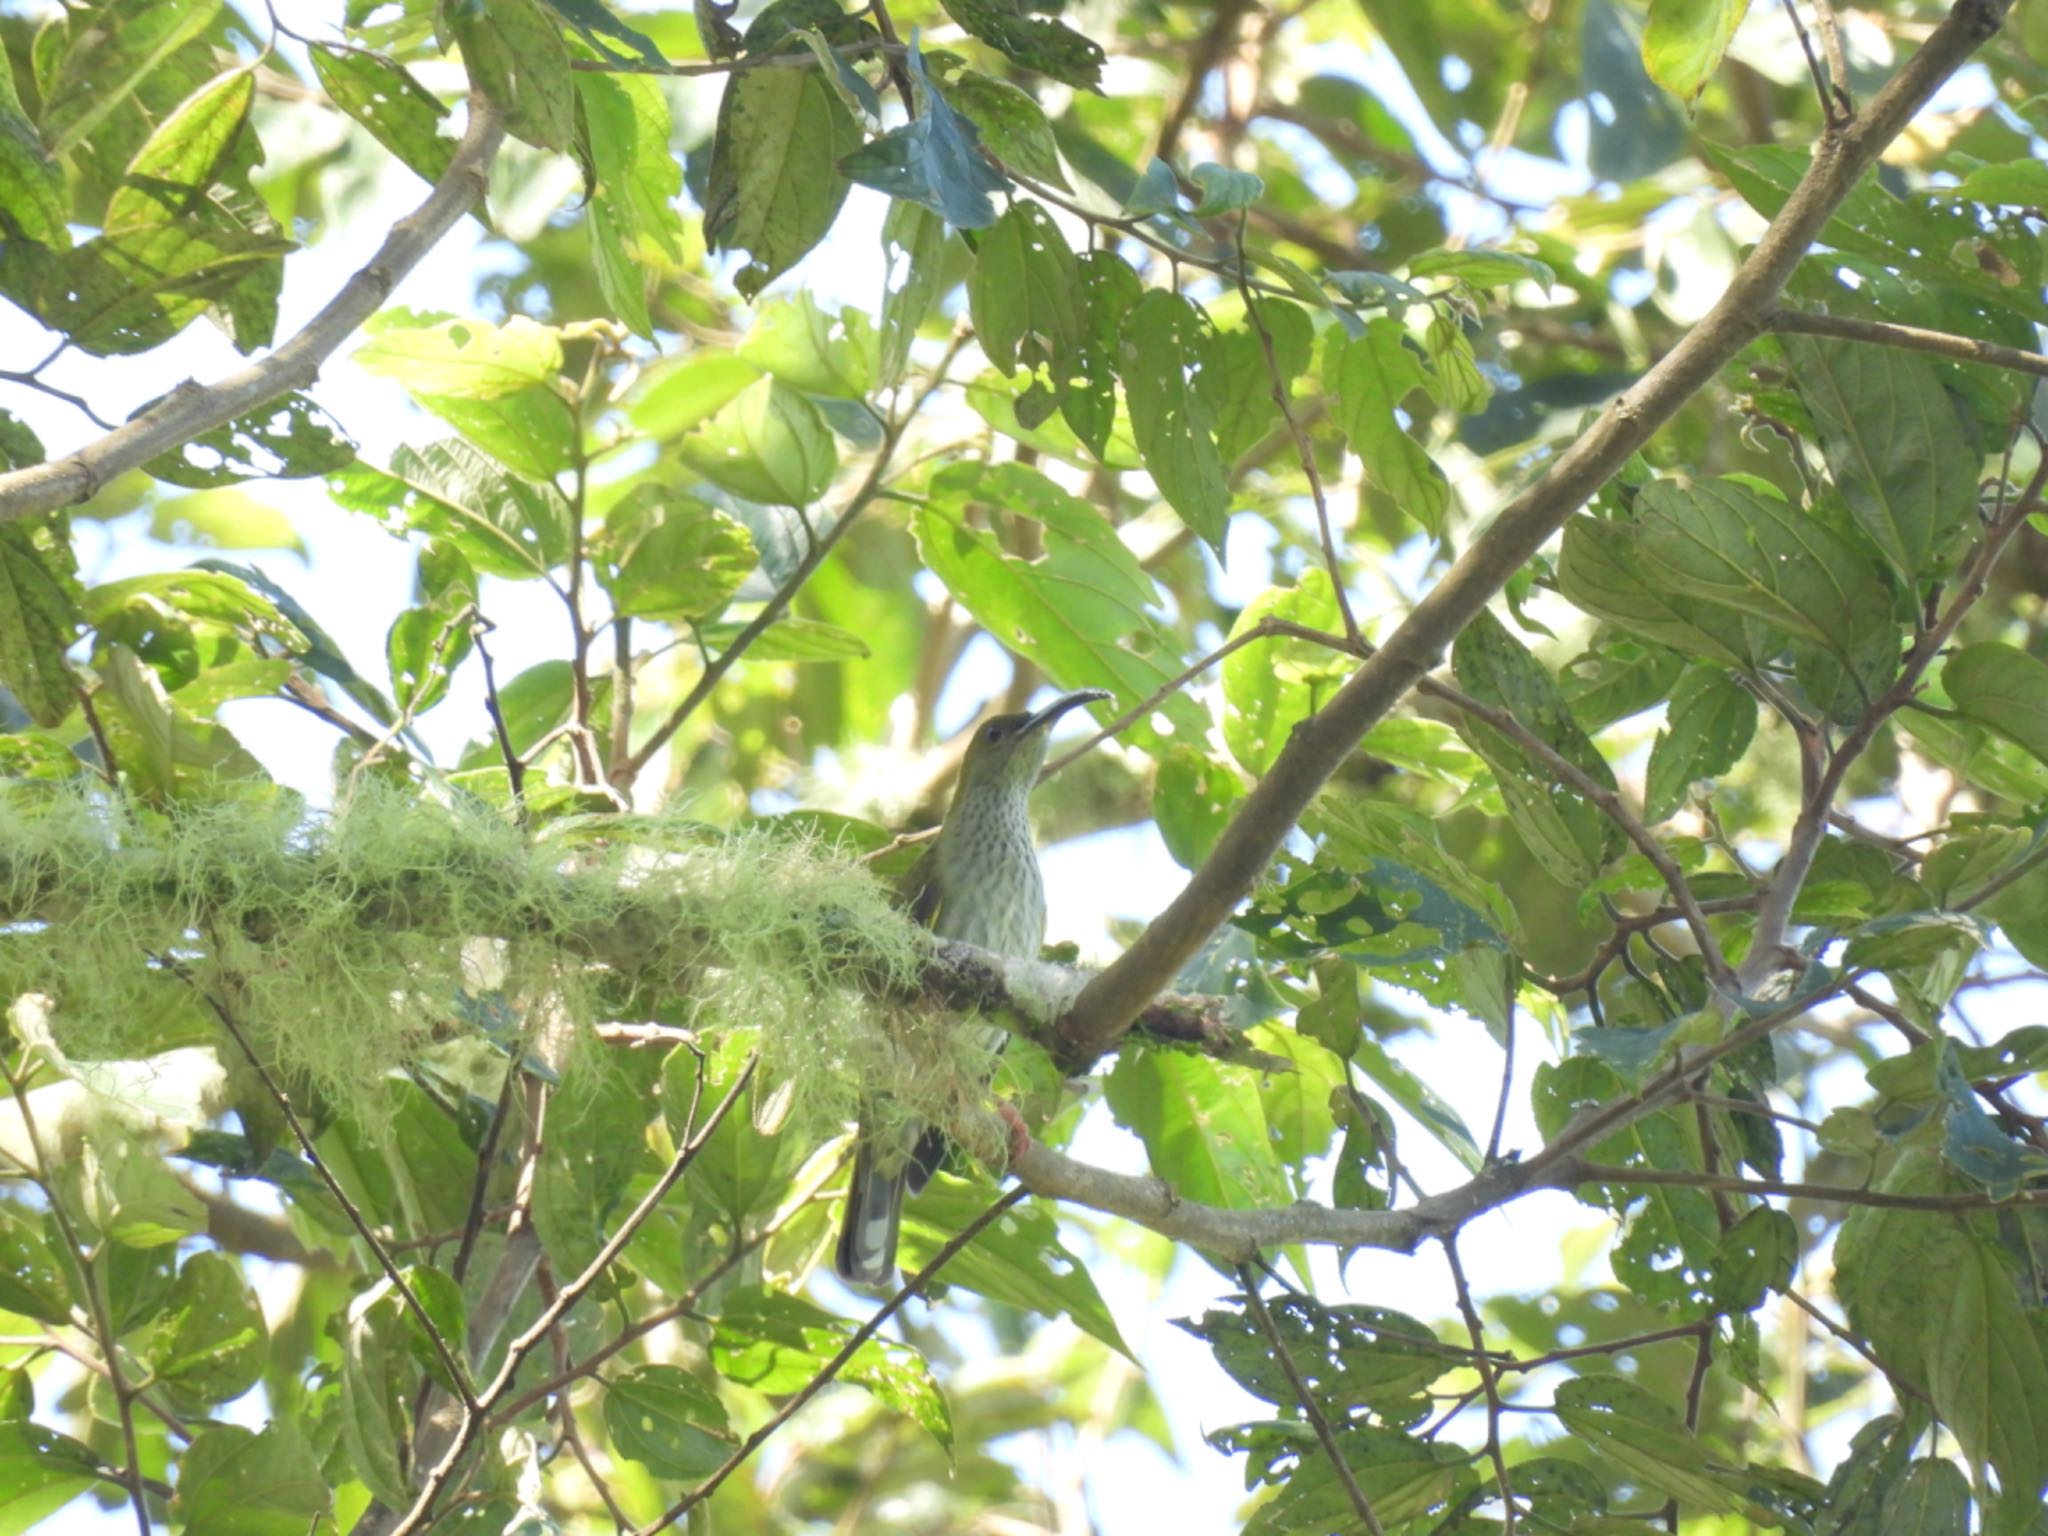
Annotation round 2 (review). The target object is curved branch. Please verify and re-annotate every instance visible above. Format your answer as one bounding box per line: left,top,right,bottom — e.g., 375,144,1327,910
0,97,506,523
1050,0,2016,1067
1769,307,2048,380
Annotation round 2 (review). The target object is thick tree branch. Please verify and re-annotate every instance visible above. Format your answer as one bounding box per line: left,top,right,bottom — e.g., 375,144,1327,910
1051,0,2015,1066
0,98,505,523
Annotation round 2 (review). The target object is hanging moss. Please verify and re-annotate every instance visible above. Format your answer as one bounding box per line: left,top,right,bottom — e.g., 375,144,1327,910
0,787,995,1144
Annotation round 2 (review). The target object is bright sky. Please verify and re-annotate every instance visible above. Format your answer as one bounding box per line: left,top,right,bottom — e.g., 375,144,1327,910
13,0,2033,1530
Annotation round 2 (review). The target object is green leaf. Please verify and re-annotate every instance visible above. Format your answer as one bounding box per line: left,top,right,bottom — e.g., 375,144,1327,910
915,462,1202,753
0,1420,99,1535
104,67,253,231
1837,1151,2048,1508
603,1365,738,1478
1630,477,1892,657
1221,571,1348,775
0,1208,76,1325
938,0,1104,88
0,56,66,248
1325,320,1450,536
1155,747,1247,870
1884,1459,1971,1536
1060,250,1141,459
1181,1293,1449,1415
1189,162,1263,215
329,441,573,579
143,393,355,489
942,68,1067,188
698,614,872,661
1644,664,1757,821
840,47,1009,229
576,70,685,257
0,515,83,728
1453,608,1621,884
337,1286,410,1508
879,199,949,387
1710,1206,1797,1312
1557,515,1755,669
356,312,564,398
541,0,666,66
1353,1036,1483,1172
704,3,863,299
447,0,574,150
676,376,837,506
308,44,455,185
386,542,477,714
1554,1375,1744,1513
968,199,1081,378
1201,296,1314,463
35,220,292,357
598,484,756,623
739,291,878,399
171,1422,330,1536
1642,0,1751,102
1225,1421,1471,1532
1123,289,1231,550
898,1178,1129,1356
713,1287,951,1450
1781,334,1980,584
148,1250,268,1408
37,0,222,158
665,1036,795,1222
1406,247,1555,290
1946,642,2048,768
629,352,764,440
1104,1045,1292,1215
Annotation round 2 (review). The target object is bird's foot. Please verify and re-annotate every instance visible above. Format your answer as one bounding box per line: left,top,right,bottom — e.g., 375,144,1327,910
996,1100,1032,1167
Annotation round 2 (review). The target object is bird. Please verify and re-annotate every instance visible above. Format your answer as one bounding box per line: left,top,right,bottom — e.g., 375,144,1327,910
834,687,1111,1287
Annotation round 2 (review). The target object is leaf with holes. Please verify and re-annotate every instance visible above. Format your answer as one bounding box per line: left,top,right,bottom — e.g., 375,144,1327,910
1644,664,1757,820
309,44,454,185
1123,289,1231,551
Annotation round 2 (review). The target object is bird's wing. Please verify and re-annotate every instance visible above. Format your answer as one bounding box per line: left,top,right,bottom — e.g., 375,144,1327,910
897,845,943,930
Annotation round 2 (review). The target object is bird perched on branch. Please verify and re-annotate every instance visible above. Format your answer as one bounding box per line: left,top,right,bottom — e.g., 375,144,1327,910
835,688,1111,1287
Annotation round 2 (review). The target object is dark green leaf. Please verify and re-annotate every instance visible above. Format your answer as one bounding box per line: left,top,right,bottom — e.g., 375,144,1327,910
604,1365,738,1477
0,515,83,728
968,199,1081,378
1123,289,1231,550
942,68,1066,188
104,67,253,231
1643,664,1757,820
879,199,949,387
446,0,574,150
1553,1374,1744,1513
0,1208,76,1325
329,441,573,579
148,1250,267,1408
841,48,1008,229
1325,320,1449,536
712,1287,951,1449
676,377,837,506
171,1422,330,1536
309,44,455,185
1710,1206,1797,1312
1558,514,1755,669
35,221,292,357
1155,747,1247,870
1946,642,2048,768
704,1,865,298
598,484,756,623
1782,334,1980,584
938,0,1104,88
37,0,221,157
143,393,355,488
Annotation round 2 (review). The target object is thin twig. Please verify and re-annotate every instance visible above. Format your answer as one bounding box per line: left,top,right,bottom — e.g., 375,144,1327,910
1235,1268,1388,1536
1440,1237,1516,1532
1769,308,2048,380
1233,213,1361,646
0,98,505,522
2,1054,153,1536
170,961,480,1411
634,1187,1030,1534
389,1054,754,1536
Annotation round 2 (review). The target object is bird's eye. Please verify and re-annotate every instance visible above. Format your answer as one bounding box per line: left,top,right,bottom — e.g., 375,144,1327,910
982,723,1004,743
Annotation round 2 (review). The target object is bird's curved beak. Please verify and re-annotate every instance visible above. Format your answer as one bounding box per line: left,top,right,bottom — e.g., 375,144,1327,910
1023,689,1112,734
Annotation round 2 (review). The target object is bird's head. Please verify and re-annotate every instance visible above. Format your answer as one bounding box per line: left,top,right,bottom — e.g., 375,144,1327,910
955,690,1112,801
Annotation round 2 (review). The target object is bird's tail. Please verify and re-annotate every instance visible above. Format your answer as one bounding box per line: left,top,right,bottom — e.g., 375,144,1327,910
835,1125,905,1287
